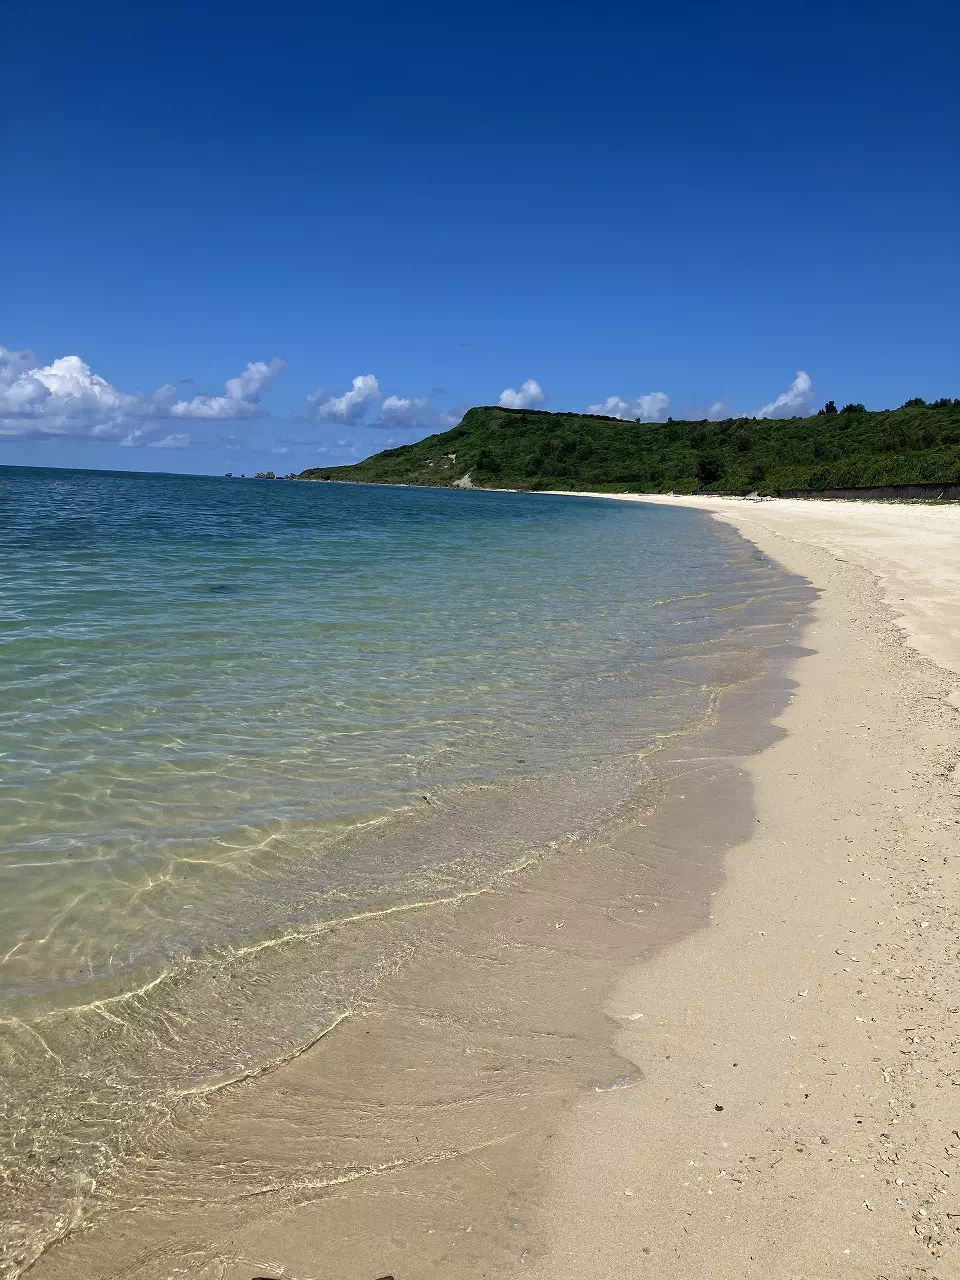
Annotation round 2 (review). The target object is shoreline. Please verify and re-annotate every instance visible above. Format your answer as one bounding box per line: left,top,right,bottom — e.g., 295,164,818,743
529,493,960,1276
547,492,960,678
17,495,960,1278
20,508,815,1278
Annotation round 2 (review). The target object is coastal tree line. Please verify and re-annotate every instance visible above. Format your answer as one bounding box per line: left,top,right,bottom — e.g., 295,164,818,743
301,397,960,495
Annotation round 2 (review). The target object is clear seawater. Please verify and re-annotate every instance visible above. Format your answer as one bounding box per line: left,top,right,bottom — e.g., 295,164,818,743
1,467,762,1005
0,465,799,1273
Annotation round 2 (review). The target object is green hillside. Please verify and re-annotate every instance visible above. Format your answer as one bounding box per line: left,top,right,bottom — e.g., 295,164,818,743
300,398,960,494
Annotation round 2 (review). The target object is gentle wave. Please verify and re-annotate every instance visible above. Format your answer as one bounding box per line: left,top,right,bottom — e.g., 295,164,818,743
0,467,802,1274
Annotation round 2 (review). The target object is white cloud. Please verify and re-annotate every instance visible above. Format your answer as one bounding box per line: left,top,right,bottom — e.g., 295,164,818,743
708,402,726,419
0,346,36,380
380,394,429,424
755,370,812,419
499,379,545,410
0,346,284,441
169,359,284,420
302,373,380,423
585,392,670,422
0,351,142,436
148,433,190,449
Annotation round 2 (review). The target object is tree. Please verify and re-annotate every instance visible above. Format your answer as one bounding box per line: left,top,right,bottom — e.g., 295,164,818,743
903,397,927,407
840,403,866,414
817,400,838,416
696,453,723,487
476,448,502,476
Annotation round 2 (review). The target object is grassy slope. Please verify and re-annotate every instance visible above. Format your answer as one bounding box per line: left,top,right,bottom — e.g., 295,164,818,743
300,400,960,494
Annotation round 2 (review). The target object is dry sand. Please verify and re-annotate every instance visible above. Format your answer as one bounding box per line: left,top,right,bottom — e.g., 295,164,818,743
21,496,960,1280
530,495,960,1279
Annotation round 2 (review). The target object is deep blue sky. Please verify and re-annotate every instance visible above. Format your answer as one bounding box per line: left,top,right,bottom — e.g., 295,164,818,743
2,0,957,474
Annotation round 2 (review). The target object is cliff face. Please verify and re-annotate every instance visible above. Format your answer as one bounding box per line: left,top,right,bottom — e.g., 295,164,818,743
299,400,960,495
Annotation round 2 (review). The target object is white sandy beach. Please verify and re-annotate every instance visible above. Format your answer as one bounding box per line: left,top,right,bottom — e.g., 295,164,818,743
531,495,960,1278
19,494,960,1280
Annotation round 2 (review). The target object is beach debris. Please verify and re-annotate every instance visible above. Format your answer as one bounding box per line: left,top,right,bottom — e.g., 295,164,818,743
715,1104,724,1112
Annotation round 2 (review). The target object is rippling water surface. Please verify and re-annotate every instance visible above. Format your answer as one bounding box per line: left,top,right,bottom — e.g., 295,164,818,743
1,467,756,1003
0,465,798,1274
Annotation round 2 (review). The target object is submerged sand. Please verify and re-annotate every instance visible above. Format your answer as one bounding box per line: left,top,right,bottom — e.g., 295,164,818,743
21,522,811,1280
19,497,960,1279
530,495,960,1278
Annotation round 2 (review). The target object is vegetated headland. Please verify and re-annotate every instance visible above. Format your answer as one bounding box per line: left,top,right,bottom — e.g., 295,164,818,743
299,397,960,495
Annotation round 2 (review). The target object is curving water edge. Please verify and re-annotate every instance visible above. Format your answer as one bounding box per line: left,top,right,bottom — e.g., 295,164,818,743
0,470,813,1277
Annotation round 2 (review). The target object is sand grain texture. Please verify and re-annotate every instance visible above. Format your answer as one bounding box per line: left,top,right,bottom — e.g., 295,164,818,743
531,497,960,1279
19,498,960,1280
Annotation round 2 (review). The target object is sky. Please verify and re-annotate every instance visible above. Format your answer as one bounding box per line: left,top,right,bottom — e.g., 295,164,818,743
2,0,957,475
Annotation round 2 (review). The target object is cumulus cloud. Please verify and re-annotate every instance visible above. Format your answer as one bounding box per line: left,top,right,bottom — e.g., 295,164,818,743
0,346,284,441
0,351,142,436
755,370,812,419
499,379,545,410
0,346,36,380
380,394,429,424
585,392,670,422
169,359,285,420
301,374,380,423
148,433,190,449
708,401,727,420
298,376,454,433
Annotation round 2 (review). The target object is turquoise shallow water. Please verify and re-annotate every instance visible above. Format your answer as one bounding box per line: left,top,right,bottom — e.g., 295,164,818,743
2,467,758,1004
0,465,806,1274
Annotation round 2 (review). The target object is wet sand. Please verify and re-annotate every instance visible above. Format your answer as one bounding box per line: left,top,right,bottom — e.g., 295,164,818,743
18,519,815,1278
530,495,960,1278
21,496,960,1279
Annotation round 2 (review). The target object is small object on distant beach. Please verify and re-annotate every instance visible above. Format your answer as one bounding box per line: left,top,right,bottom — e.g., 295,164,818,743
715,1103,724,1111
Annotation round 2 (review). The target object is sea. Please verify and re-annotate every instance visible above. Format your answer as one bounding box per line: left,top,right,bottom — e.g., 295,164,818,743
0,466,807,1276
